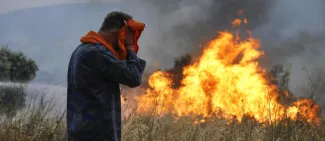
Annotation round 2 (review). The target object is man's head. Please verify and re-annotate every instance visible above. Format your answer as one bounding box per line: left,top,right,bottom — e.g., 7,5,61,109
98,11,133,46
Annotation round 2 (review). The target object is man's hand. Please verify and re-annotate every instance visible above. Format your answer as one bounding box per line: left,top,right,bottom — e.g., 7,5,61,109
124,25,134,51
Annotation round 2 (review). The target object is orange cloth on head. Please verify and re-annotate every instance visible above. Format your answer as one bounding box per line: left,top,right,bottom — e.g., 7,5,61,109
80,19,144,60
118,26,127,55
118,19,145,54
80,30,126,60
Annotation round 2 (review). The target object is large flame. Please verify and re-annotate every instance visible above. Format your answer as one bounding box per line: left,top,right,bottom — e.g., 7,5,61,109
134,18,320,126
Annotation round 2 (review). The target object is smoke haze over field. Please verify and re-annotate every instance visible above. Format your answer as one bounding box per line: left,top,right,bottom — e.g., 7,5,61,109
134,0,325,106
0,0,324,105
139,0,272,68
136,0,324,68
137,0,325,94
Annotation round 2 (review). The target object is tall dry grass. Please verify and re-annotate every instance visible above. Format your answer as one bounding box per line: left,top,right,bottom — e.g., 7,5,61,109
0,93,67,141
0,87,324,141
122,105,325,141
1,95,324,141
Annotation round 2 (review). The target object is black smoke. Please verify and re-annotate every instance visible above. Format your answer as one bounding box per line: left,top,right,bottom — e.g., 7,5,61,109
140,0,274,68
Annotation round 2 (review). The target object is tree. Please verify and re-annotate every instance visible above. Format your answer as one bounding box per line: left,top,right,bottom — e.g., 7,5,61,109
0,45,38,82
0,45,39,117
0,85,26,117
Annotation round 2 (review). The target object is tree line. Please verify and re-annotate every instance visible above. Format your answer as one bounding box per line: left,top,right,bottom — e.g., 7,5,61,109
0,45,38,117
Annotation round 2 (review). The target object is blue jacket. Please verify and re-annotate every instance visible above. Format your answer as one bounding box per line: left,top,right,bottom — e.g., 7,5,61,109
67,43,146,141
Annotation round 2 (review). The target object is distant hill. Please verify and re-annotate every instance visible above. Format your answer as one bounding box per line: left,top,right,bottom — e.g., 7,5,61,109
0,2,149,84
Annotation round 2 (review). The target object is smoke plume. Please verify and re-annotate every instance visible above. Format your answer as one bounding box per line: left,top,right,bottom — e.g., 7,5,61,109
135,0,325,107
139,0,273,69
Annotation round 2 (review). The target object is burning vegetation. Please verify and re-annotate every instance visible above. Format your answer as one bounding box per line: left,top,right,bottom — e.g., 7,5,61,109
131,14,321,126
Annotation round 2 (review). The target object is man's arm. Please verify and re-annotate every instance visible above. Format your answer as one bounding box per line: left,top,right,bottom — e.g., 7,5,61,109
97,48,146,87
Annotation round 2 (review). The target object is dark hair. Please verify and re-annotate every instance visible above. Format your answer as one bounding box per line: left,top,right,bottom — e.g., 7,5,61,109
99,11,133,32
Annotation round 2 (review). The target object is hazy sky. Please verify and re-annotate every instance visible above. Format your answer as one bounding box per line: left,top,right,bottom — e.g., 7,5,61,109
0,0,122,13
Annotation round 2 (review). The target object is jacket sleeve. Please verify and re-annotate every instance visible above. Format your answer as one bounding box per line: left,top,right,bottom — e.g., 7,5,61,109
97,49,146,87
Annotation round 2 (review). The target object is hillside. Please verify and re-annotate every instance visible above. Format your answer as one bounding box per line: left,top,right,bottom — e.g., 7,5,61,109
0,2,149,84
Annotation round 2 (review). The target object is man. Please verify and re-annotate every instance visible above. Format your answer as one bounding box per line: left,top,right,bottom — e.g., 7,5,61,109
67,11,146,141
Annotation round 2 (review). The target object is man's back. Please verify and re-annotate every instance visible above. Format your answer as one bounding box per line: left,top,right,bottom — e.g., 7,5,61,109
67,43,145,141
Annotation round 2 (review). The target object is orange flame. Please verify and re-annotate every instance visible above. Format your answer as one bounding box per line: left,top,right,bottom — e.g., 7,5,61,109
244,18,248,24
232,19,242,27
135,19,320,126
